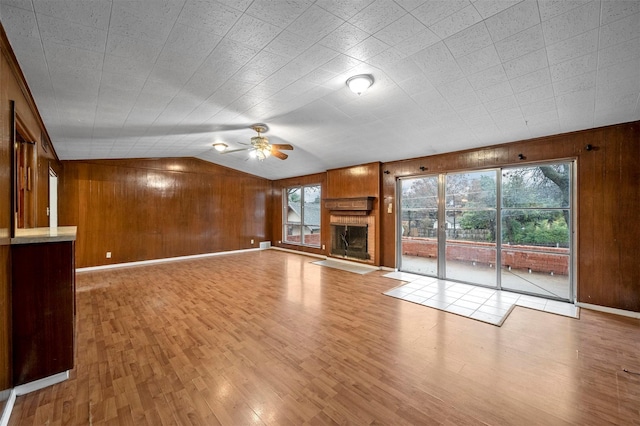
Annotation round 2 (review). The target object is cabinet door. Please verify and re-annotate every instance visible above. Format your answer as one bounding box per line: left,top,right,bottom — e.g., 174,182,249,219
12,241,75,385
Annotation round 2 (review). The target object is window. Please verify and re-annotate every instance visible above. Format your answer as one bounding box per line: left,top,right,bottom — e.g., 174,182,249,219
283,184,321,247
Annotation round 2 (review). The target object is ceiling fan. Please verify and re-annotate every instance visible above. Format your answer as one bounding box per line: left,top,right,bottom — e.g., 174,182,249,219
213,124,293,160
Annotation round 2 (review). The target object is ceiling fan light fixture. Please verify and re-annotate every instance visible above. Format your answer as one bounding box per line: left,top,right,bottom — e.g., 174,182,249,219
346,74,374,95
212,142,228,152
218,123,290,161
252,146,271,160
251,135,268,145
250,132,272,160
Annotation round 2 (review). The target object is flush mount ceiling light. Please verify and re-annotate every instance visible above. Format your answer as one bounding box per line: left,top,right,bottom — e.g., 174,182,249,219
212,142,228,152
346,74,374,95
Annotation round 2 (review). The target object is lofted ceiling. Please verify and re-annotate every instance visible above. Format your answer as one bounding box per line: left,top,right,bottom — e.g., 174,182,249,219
1,0,638,180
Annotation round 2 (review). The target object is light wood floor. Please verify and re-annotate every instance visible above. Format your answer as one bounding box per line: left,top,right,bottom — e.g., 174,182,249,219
9,250,640,425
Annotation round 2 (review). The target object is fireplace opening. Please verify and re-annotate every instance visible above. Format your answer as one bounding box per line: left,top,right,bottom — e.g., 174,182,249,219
331,224,370,260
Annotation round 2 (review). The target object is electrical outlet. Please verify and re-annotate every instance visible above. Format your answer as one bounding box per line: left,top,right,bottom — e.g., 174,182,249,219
250,239,254,244
106,251,112,258
322,244,326,250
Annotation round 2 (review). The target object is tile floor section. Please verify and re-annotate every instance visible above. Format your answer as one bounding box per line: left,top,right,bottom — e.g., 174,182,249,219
383,271,579,326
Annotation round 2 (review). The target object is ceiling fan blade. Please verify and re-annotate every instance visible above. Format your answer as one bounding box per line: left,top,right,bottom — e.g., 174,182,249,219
271,150,288,160
271,143,293,150
220,148,250,154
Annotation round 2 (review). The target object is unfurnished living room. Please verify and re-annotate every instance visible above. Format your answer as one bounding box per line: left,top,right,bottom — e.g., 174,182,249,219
0,1,639,425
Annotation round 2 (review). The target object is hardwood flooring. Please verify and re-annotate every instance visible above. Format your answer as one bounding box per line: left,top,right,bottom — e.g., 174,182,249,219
8,250,640,425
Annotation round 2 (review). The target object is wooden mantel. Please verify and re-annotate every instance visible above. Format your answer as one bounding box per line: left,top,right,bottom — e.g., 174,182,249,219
324,197,375,216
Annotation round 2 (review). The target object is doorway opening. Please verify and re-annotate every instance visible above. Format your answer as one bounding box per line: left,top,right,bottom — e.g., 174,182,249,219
49,167,58,228
14,128,36,229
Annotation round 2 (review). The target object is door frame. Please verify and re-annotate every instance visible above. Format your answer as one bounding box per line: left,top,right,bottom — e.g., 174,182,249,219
49,166,58,228
396,161,576,302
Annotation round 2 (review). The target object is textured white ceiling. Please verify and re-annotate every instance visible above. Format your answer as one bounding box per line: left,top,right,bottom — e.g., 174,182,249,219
1,0,638,179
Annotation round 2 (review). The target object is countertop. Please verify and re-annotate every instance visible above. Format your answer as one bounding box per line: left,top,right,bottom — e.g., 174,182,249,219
11,226,77,245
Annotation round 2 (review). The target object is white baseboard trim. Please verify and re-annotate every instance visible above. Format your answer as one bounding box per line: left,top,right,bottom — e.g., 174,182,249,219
576,302,640,319
1,371,69,426
77,248,262,272
14,371,69,396
78,247,394,272
0,389,16,426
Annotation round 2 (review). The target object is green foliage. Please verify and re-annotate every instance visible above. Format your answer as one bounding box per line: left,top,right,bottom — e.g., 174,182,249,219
503,214,569,247
460,211,492,230
288,192,300,203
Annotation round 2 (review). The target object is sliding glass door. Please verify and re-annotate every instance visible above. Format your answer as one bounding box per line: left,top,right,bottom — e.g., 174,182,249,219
399,176,438,276
500,164,572,300
398,162,573,301
444,171,497,287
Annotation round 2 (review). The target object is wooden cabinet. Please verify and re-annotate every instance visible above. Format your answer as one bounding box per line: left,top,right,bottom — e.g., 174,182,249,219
11,228,76,386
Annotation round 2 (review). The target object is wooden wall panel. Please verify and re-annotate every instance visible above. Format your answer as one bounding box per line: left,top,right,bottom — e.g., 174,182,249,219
326,163,380,199
326,163,381,265
380,122,640,312
2,24,63,391
272,165,384,263
60,158,272,268
576,124,639,311
2,48,61,232
12,241,74,385
0,34,12,392
0,246,9,392
271,172,327,256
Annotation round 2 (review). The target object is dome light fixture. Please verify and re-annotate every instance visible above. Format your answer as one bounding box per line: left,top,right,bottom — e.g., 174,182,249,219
212,142,228,152
346,74,374,95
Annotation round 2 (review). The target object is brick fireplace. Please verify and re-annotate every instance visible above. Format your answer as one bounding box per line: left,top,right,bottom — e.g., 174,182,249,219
325,197,376,264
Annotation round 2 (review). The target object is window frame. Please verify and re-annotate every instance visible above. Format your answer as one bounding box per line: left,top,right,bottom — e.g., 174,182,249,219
283,184,321,248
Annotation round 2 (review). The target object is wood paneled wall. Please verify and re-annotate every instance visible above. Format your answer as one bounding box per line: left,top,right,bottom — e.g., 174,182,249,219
326,163,381,265
0,32,13,394
1,25,61,391
380,121,640,312
271,172,327,256
576,123,639,311
271,165,383,264
326,162,381,200
60,158,272,268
